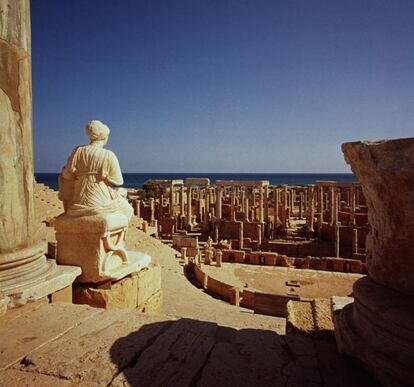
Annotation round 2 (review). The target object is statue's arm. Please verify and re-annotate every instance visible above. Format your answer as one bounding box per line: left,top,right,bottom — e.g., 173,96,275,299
58,147,80,205
105,151,124,186
61,147,80,180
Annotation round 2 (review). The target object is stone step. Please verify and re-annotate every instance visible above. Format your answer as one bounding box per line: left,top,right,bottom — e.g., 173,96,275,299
0,303,103,370
13,306,166,385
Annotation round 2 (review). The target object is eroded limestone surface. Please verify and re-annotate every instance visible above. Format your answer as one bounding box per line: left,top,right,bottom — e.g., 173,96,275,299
0,0,37,251
0,303,376,387
342,138,414,295
0,0,80,310
335,137,414,386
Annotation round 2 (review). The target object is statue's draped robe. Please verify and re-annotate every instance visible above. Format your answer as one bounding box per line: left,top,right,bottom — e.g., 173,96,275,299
59,143,133,219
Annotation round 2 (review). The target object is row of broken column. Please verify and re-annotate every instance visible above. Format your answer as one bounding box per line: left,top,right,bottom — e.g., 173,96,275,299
132,179,367,258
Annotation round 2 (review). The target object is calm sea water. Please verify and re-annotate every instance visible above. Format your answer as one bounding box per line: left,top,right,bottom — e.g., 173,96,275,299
35,173,356,191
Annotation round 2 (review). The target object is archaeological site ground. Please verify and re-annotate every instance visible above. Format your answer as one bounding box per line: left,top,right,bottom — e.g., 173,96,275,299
1,1,413,386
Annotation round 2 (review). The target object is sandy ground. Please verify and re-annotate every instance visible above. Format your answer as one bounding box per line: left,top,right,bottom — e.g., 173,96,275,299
202,262,361,299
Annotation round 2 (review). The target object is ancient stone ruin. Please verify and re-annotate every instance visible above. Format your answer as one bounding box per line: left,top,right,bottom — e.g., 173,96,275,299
334,138,414,386
0,0,80,311
131,178,367,261
124,176,371,324
0,1,412,386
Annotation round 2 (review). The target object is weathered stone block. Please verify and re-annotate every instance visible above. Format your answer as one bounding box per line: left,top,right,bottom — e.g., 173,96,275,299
343,138,414,294
50,285,72,304
73,264,162,311
137,289,162,313
73,275,138,310
0,296,9,317
332,258,344,272
264,253,277,266
136,264,162,309
349,259,362,273
277,255,291,267
56,213,151,283
47,241,57,259
286,300,314,334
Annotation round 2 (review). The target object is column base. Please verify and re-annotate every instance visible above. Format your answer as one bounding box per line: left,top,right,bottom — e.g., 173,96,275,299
0,296,9,317
333,276,414,386
5,260,81,308
0,243,81,308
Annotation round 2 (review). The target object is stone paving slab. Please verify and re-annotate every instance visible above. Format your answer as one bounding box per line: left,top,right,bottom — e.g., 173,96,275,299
0,302,379,387
0,369,75,387
14,309,169,385
198,327,289,387
0,303,103,370
112,319,217,386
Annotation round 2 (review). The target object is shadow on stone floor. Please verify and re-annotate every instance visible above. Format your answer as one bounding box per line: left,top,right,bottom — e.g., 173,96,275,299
109,318,379,387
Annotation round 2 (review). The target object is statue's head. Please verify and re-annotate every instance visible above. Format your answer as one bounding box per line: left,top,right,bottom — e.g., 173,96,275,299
86,120,110,144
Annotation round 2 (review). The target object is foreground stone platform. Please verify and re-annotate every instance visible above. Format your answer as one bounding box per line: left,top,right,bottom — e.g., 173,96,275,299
0,302,378,386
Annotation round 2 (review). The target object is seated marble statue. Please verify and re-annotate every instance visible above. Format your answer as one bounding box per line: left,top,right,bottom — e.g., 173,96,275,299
58,120,133,219
56,120,150,283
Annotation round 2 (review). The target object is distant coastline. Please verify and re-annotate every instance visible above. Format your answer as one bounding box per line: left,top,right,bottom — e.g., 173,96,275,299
35,172,356,191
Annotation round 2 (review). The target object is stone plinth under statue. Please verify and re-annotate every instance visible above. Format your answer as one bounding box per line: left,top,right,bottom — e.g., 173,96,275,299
56,212,151,283
333,137,414,386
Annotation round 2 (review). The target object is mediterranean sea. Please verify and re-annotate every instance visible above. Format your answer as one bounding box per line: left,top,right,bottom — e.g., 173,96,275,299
35,173,356,191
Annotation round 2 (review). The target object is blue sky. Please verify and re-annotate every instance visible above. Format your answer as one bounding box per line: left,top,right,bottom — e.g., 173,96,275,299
31,0,414,173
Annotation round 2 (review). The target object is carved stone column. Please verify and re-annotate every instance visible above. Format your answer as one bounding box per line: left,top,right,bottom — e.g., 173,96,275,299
180,184,185,216
273,187,279,230
240,188,245,216
0,0,80,310
239,222,244,250
258,185,264,223
244,189,249,222
205,187,210,219
149,198,155,225
329,186,335,225
186,186,192,225
350,185,356,225
316,186,324,237
134,199,141,218
169,182,174,216
280,185,288,235
230,187,236,221
334,138,414,386
215,186,222,220
306,185,314,238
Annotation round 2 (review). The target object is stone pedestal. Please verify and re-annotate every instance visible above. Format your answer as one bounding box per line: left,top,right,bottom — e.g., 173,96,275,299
334,277,413,385
334,138,414,386
0,0,80,312
56,213,151,283
73,264,162,312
